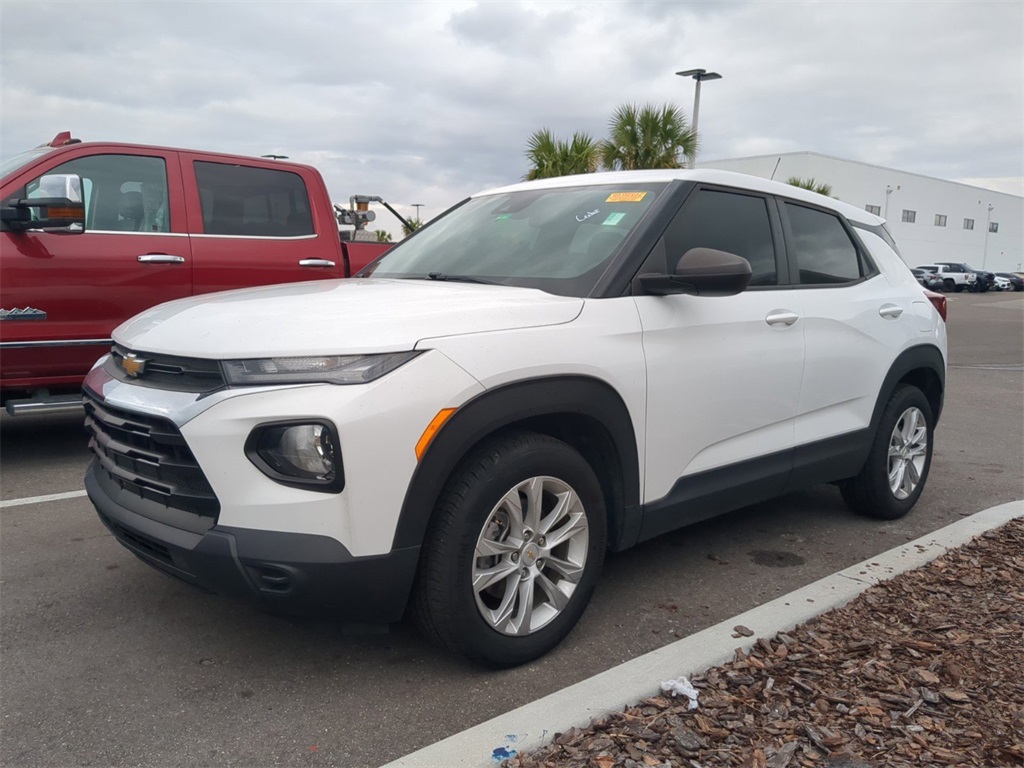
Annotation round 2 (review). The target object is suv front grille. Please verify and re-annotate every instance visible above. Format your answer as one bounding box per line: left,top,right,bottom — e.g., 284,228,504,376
84,393,220,517
104,345,225,393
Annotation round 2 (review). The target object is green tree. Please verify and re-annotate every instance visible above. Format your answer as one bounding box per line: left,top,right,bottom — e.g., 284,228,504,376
599,103,697,171
786,177,833,197
402,218,424,237
374,229,392,243
524,128,601,180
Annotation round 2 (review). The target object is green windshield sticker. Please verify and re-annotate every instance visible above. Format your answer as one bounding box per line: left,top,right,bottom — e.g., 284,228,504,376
495,214,512,220
602,212,626,226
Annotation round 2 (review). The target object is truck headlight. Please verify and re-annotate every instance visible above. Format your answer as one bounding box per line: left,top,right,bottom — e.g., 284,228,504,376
245,421,344,492
222,352,420,386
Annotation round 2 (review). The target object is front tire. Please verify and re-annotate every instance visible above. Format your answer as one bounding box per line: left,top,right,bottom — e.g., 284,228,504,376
841,385,933,520
412,431,607,667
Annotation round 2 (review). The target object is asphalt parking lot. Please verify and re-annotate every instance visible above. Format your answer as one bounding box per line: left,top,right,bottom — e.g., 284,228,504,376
2,291,1022,768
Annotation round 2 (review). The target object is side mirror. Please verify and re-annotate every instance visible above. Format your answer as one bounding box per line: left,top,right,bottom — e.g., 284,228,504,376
638,247,752,297
1,173,86,233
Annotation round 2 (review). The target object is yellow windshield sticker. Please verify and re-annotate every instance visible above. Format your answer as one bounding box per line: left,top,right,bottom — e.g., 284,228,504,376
606,192,647,203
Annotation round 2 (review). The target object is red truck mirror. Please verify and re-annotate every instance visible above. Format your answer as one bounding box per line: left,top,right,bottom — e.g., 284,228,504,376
1,173,86,233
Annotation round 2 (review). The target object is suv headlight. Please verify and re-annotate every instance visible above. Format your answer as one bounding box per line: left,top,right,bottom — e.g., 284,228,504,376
222,352,421,386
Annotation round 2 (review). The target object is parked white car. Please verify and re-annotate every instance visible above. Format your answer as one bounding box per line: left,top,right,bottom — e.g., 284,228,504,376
83,169,948,666
916,263,976,292
993,274,1012,291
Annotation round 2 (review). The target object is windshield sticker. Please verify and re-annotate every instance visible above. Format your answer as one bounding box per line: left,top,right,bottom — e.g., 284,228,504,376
602,212,626,226
575,209,600,222
606,192,647,203
495,214,512,220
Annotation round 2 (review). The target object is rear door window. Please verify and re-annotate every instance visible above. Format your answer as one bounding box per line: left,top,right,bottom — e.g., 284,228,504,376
193,161,313,237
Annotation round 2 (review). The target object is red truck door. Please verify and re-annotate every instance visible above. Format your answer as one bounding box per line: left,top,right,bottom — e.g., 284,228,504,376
0,148,192,393
179,155,345,292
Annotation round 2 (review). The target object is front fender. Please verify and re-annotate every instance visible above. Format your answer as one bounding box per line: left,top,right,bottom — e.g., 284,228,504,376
391,375,641,552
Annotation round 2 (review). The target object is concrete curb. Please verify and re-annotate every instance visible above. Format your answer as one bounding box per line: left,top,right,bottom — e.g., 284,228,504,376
381,500,1023,768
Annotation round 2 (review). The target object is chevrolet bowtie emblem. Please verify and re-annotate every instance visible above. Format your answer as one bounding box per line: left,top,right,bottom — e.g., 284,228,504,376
121,354,148,378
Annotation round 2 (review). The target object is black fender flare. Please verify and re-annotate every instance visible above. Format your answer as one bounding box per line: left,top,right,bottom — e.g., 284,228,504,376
390,375,641,552
868,344,946,436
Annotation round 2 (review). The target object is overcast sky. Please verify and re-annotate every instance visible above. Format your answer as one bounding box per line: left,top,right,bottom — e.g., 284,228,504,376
2,0,1021,237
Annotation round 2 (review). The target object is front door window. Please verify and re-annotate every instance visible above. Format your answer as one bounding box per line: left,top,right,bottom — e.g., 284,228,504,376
26,154,170,233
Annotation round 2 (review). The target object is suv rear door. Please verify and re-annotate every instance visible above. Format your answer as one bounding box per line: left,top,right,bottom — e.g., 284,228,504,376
0,148,191,392
180,155,344,292
779,199,917,478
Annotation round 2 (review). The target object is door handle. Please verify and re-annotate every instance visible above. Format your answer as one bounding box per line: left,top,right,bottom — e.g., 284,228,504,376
137,254,185,264
765,310,799,327
878,304,904,319
299,259,336,268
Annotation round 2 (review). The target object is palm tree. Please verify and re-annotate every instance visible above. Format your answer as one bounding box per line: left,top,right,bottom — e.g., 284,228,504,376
524,128,600,180
599,103,697,171
402,218,423,237
787,177,833,197
374,229,392,243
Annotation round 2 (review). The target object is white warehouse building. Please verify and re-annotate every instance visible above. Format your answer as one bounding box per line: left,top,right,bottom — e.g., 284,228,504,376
700,152,1022,273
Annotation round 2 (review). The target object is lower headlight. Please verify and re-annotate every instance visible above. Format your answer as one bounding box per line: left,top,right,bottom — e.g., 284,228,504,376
245,421,345,493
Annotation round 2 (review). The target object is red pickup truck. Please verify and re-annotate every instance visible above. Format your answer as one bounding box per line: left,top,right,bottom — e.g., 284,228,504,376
0,132,390,414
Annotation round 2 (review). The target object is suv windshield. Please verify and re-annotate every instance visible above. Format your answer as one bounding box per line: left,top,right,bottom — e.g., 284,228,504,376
0,147,54,179
364,183,667,297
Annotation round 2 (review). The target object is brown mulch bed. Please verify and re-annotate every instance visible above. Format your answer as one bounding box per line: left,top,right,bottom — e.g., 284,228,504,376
507,518,1024,768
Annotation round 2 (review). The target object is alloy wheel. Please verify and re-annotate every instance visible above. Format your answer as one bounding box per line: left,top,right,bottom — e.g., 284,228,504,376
472,476,589,636
887,406,928,499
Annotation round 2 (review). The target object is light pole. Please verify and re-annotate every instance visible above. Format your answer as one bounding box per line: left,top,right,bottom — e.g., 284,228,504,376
982,204,994,269
676,68,722,168
412,203,424,222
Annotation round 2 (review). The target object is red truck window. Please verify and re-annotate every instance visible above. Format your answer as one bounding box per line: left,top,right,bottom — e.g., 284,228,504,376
193,161,314,237
21,154,170,233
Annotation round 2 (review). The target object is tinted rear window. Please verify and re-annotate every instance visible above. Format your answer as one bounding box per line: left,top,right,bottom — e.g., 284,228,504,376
194,161,313,237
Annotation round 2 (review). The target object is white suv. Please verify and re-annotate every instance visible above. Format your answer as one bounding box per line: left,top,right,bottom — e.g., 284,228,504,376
83,170,947,667
917,263,976,293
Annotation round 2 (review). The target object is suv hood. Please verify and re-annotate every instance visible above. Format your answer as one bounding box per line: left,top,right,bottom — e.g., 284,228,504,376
113,279,584,357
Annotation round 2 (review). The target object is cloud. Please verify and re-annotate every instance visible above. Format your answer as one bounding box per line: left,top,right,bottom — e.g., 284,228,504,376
2,0,1021,238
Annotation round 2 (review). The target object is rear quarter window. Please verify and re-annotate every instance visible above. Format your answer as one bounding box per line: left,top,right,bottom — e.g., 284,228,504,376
785,202,865,285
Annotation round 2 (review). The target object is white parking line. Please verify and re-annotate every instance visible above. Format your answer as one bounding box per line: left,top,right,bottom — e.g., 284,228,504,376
0,490,88,508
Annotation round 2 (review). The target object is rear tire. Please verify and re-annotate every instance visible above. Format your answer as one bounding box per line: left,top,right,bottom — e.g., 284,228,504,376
412,431,606,667
841,385,933,520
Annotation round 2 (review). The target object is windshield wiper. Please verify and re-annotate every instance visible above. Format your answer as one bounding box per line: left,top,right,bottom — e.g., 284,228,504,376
426,272,496,285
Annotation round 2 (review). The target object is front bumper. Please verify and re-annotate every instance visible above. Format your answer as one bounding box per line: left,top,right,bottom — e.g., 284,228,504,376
86,462,420,622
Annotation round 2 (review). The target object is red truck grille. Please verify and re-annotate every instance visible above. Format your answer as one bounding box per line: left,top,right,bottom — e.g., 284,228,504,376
84,393,220,518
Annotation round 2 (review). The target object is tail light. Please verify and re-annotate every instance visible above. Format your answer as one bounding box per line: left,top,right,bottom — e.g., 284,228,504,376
924,289,947,322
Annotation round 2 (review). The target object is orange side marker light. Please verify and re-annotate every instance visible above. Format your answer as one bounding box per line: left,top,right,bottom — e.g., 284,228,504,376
415,408,457,461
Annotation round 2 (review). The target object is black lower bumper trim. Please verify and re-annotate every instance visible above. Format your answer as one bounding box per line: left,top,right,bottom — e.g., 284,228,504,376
86,465,419,622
